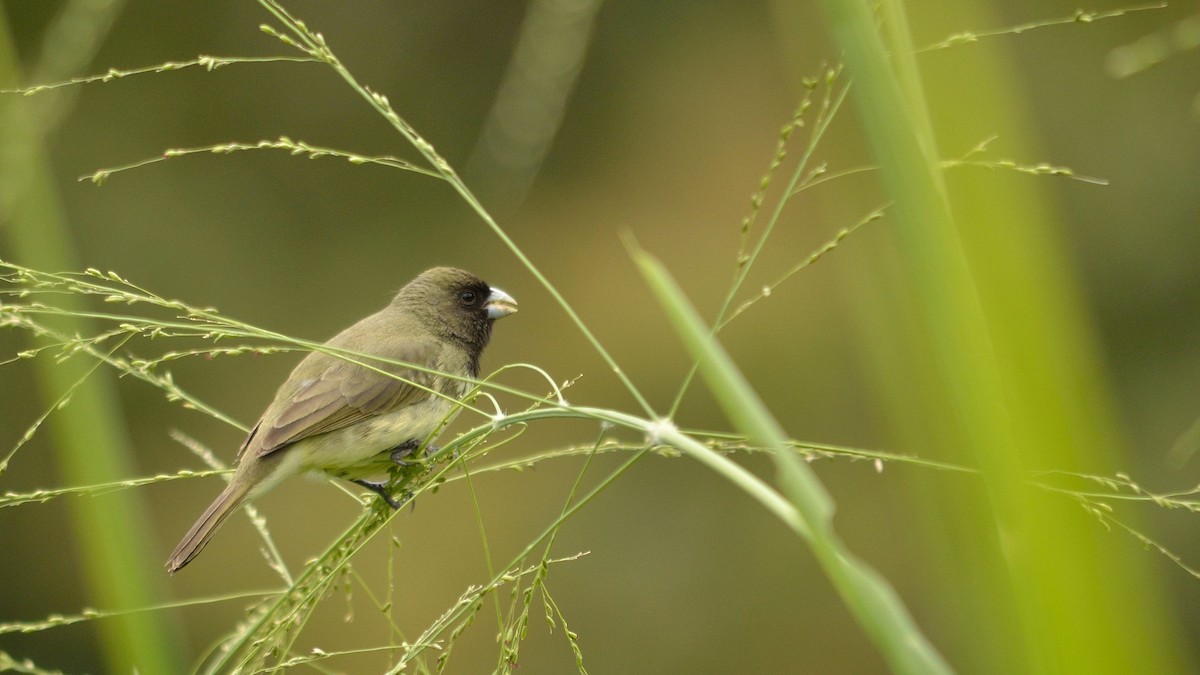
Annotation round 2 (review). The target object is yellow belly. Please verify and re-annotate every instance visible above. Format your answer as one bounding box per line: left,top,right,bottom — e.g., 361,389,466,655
271,395,462,483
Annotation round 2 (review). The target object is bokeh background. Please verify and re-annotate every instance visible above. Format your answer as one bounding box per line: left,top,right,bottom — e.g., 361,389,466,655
2,1,1198,673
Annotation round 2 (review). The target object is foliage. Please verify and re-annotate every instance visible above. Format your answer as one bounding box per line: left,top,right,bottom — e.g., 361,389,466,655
0,1,1193,673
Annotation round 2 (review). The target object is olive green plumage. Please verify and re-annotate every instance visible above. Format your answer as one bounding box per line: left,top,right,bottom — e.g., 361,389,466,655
167,267,517,573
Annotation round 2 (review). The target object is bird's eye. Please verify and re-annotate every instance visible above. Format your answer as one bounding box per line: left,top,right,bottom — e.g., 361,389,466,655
459,290,477,305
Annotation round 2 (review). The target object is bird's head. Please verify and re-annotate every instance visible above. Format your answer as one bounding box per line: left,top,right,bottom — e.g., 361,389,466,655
393,267,517,352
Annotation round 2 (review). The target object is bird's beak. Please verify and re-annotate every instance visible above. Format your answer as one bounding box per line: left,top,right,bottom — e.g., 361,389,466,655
485,287,518,319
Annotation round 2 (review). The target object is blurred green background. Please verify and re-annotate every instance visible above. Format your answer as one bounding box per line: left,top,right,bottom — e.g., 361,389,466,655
2,1,1198,672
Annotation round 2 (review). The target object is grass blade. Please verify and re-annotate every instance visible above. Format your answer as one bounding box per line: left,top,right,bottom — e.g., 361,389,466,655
632,245,951,675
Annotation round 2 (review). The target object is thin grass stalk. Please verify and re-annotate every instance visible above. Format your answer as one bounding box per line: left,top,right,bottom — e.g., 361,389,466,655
255,0,656,419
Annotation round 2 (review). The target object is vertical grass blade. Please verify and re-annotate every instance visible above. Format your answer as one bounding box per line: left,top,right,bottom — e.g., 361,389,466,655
633,246,952,675
818,0,1189,671
0,10,183,673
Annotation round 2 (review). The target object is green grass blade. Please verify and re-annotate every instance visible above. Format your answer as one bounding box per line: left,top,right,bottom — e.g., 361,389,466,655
631,245,952,675
818,0,1189,671
0,8,183,673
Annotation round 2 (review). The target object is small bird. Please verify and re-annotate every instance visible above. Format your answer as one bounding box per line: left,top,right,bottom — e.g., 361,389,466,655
166,267,517,573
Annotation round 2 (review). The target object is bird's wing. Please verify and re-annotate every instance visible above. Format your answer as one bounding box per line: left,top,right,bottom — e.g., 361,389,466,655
242,342,438,458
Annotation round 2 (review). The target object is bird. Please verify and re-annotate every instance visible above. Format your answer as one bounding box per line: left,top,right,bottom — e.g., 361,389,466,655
166,267,517,573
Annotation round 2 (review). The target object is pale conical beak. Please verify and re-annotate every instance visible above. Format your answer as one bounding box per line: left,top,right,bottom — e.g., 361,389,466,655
485,287,518,319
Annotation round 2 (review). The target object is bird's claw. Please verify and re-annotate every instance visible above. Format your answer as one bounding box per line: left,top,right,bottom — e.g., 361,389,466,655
350,478,401,509
390,440,438,466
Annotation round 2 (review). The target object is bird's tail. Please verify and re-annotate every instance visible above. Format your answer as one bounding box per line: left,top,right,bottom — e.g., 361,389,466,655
166,480,252,573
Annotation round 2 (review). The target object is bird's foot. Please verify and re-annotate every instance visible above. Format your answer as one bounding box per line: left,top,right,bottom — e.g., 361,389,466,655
351,478,403,510
389,439,438,466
